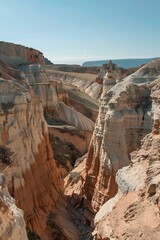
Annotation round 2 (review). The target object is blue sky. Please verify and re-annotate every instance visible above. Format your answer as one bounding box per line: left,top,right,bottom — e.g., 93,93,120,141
0,0,160,64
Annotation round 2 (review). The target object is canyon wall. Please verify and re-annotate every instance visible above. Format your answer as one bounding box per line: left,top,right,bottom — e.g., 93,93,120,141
1,42,159,240
21,64,95,132
64,61,160,226
0,174,28,240
46,68,102,100
83,66,152,221
0,76,82,239
93,78,160,240
0,55,93,239
63,60,160,239
0,78,66,238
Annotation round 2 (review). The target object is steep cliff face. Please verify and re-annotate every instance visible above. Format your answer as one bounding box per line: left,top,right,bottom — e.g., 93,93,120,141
20,64,69,105
0,54,93,239
93,79,160,240
20,64,95,132
46,68,102,100
0,42,45,67
64,61,159,226
0,78,66,238
0,174,28,240
2,42,159,240
84,70,152,221
65,84,99,122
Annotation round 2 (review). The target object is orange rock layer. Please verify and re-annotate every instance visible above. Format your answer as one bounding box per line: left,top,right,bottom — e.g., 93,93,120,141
8,134,63,237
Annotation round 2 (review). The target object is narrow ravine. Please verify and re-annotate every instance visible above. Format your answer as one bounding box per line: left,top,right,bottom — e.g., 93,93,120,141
66,196,92,240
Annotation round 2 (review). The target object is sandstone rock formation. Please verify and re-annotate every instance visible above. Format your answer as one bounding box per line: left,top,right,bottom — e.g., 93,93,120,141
46,67,102,100
93,78,160,240
95,60,137,85
124,58,160,84
0,77,65,237
0,173,28,240
20,64,95,132
1,41,159,240
84,63,152,221
58,59,160,240
96,60,121,84
0,43,96,239
64,61,159,231
0,41,45,67
0,65,81,239
0,44,95,156
64,84,99,122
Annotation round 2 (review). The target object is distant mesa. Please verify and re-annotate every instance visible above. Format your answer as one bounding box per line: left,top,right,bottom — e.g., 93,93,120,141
82,58,158,68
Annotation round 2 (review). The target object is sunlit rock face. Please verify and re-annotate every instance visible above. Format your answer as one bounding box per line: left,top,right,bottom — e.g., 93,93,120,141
0,56,88,239
61,60,160,238
0,42,45,67
83,61,154,221
0,78,65,238
64,61,158,225
20,64,95,132
47,69,103,100
93,79,160,240
95,60,133,85
96,60,121,84
0,174,28,240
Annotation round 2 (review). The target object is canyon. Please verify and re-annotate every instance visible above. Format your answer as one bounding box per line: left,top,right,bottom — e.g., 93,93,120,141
0,42,160,240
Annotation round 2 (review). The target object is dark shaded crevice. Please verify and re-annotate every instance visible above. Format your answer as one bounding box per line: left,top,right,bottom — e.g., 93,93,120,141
66,194,93,240
49,134,81,170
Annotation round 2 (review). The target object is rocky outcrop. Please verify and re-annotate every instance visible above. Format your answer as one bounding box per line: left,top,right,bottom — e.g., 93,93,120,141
65,84,99,122
63,60,160,238
0,42,45,67
124,59,160,84
0,173,28,240
2,42,159,240
20,64,95,132
64,61,156,228
46,67,102,100
83,62,154,221
93,79,160,240
0,51,94,239
95,60,121,84
0,59,19,80
0,75,81,239
0,78,66,238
